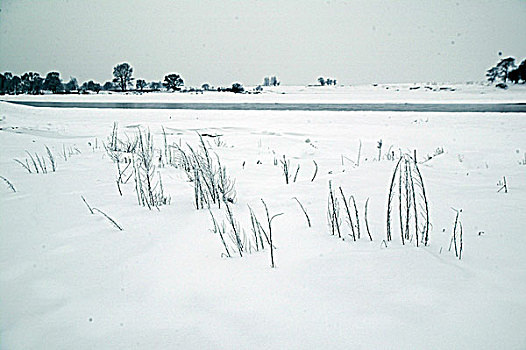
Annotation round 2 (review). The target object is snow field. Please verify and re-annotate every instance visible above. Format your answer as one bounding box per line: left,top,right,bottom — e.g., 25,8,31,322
1,101,526,349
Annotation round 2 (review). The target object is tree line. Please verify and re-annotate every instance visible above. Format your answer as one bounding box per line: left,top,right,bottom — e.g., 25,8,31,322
8,57,523,95
0,62,256,95
486,56,526,86
0,62,186,95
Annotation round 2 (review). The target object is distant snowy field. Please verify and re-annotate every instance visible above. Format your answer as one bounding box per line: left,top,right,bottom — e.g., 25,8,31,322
1,85,525,349
2,83,526,103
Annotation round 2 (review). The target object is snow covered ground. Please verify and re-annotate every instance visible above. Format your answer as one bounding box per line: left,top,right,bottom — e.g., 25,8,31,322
2,83,526,104
1,88,525,349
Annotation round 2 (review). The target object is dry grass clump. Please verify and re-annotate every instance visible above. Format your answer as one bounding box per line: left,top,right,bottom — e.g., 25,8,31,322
209,199,282,267
386,153,429,246
105,123,170,209
327,180,372,242
14,145,57,174
169,133,236,209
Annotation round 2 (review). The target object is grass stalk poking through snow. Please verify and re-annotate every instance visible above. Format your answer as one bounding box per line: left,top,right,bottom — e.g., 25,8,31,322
248,205,271,251
14,146,57,174
168,133,235,210
209,210,231,258
364,198,373,241
225,203,244,257
293,164,300,183
14,159,32,173
26,151,40,173
449,208,463,259
92,208,124,231
0,175,16,193
357,139,362,167
339,187,356,241
311,160,318,182
327,181,342,238
386,153,430,246
45,145,56,172
292,197,311,228
280,155,290,184
497,176,508,193
210,203,272,258
81,195,94,214
386,157,402,242
261,199,283,268
350,195,361,239
131,128,170,209
80,196,123,231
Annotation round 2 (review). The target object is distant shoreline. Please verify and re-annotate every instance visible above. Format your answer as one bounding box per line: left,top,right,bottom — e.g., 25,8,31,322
3,100,525,113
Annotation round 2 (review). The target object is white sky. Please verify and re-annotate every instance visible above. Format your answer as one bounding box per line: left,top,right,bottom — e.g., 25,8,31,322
0,0,525,86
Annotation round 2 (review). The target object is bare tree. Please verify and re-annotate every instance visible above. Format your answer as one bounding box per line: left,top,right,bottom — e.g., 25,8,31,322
112,63,133,91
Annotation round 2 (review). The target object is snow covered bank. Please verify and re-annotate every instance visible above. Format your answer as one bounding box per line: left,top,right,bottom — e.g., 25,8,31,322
2,83,526,104
1,101,525,349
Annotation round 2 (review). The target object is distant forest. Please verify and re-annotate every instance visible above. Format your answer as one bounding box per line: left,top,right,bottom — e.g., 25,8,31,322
1,57,524,95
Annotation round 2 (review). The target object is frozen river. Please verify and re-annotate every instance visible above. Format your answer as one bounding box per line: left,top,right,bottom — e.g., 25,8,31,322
3,100,526,112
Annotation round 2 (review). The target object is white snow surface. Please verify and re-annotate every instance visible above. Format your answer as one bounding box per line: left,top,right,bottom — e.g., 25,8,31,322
2,83,526,104
1,91,526,349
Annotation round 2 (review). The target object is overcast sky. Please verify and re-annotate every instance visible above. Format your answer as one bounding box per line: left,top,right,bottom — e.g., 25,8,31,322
0,0,525,86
